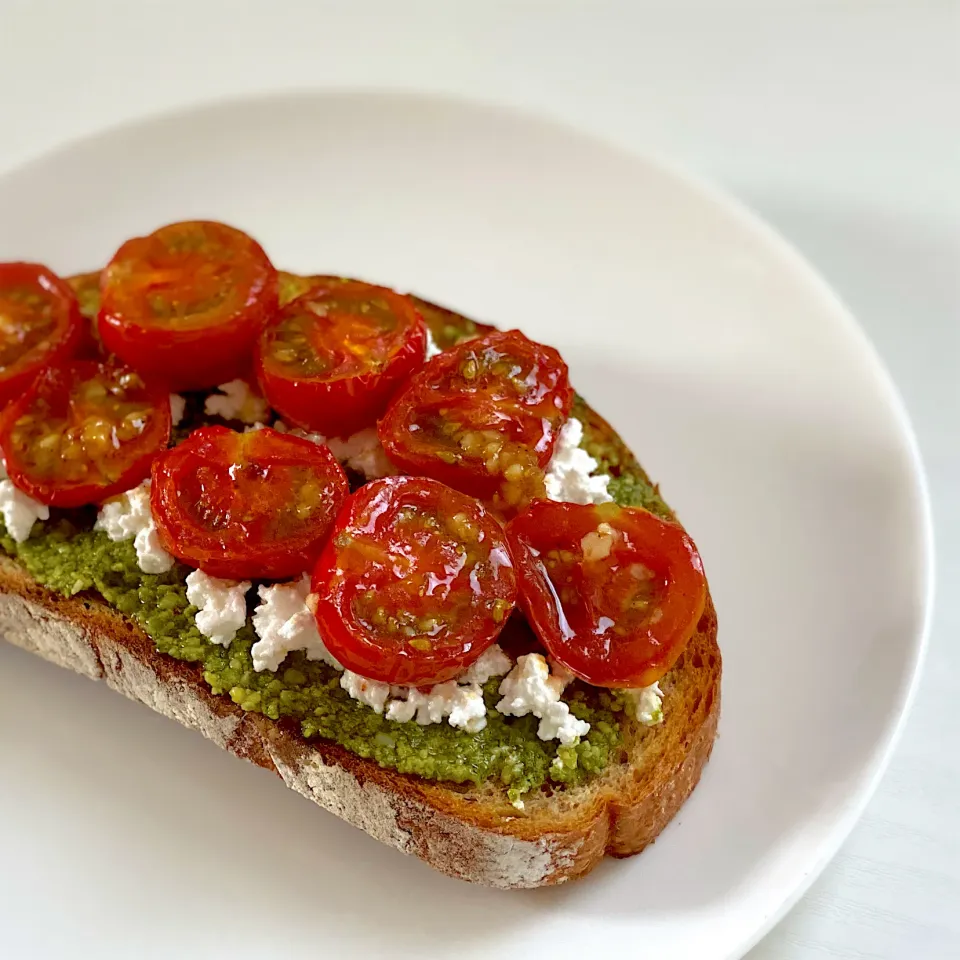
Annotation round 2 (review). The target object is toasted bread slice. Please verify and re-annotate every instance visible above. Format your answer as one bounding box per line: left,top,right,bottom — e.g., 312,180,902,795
0,273,720,888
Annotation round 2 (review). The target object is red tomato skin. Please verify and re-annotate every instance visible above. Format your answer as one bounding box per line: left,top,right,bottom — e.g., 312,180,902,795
506,501,707,688
151,425,348,581
378,330,573,499
97,222,278,391
311,476,518,686
255,284,427,438
0,263,84,407
0,360,171,508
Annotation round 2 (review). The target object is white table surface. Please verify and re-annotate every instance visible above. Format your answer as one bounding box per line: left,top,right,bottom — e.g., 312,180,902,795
0,2,956,956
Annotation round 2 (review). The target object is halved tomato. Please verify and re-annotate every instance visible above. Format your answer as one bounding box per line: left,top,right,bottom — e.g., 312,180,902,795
0,359,171,507
506,501,706,688
98,221,278,390
151,425,348,580
378,330,573,508
312,476,518,686
0,263,83,406
256,281,425,437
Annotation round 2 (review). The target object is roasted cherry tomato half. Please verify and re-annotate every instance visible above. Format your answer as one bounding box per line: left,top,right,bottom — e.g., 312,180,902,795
0,359,171,507
506,501,706,688
378,330,573,507
151,425,348,580
256,281,426,437
312,476,518,686
0,263,83,406
98,221,278,390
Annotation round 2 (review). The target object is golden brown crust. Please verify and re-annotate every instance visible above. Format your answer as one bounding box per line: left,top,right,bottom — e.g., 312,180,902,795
1,272,721,887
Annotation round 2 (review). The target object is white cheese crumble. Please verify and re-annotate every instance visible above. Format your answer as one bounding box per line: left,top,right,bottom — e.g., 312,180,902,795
496,653,590,745
271,422,323,444
339,643,514,734
460,643,514,684
340,671,391,713
544,417,612,505
0,474,49,542
624,682,664,726
204,379,269,424
385,681,487,732
425,328,443,359
325,428,397,480
94,480,174,574
250,574,343,673
169,393,186,426
274,421,396,481
185,570,251,648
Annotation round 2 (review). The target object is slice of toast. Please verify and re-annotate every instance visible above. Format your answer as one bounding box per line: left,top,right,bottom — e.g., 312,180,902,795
0,273,720,888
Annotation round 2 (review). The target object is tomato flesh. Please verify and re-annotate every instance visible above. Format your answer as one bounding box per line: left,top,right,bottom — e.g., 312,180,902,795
0,360,171,507
378,330,572,509
151,425,348,580
312,476,518,686
0,263,83,406
256,281,425,437
98,221,278,390
506,501,706,688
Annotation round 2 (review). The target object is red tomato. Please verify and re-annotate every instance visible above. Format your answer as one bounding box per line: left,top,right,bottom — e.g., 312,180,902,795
98,221,278,390
312,476,518,686
378,330,573,507
0,263,83,406
506,501,706,688
256,281,426,437
0,360,171,507
151,425,348,580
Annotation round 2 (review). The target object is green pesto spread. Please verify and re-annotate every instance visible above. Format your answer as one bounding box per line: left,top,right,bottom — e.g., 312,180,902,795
5,278,668,802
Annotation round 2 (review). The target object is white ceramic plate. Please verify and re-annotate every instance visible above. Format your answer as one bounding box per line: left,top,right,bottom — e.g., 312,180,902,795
0,93,931,960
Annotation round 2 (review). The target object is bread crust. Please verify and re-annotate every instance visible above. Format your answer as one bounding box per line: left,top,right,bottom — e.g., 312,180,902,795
2,275,721,887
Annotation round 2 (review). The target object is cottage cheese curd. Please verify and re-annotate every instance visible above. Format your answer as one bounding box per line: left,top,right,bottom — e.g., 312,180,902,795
339,671,391,713
169,393,186,426
94,480,174,574
385,681,487,732
624,682,664,726
185,569,251,648
325,428,396,480
250,574,343,672
497,653,591,745
339,643,515,734
0,466,49,543
341,645,515,732
461,644,514,684
544,417,612,505
204,379,269,424
274,421,395,481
